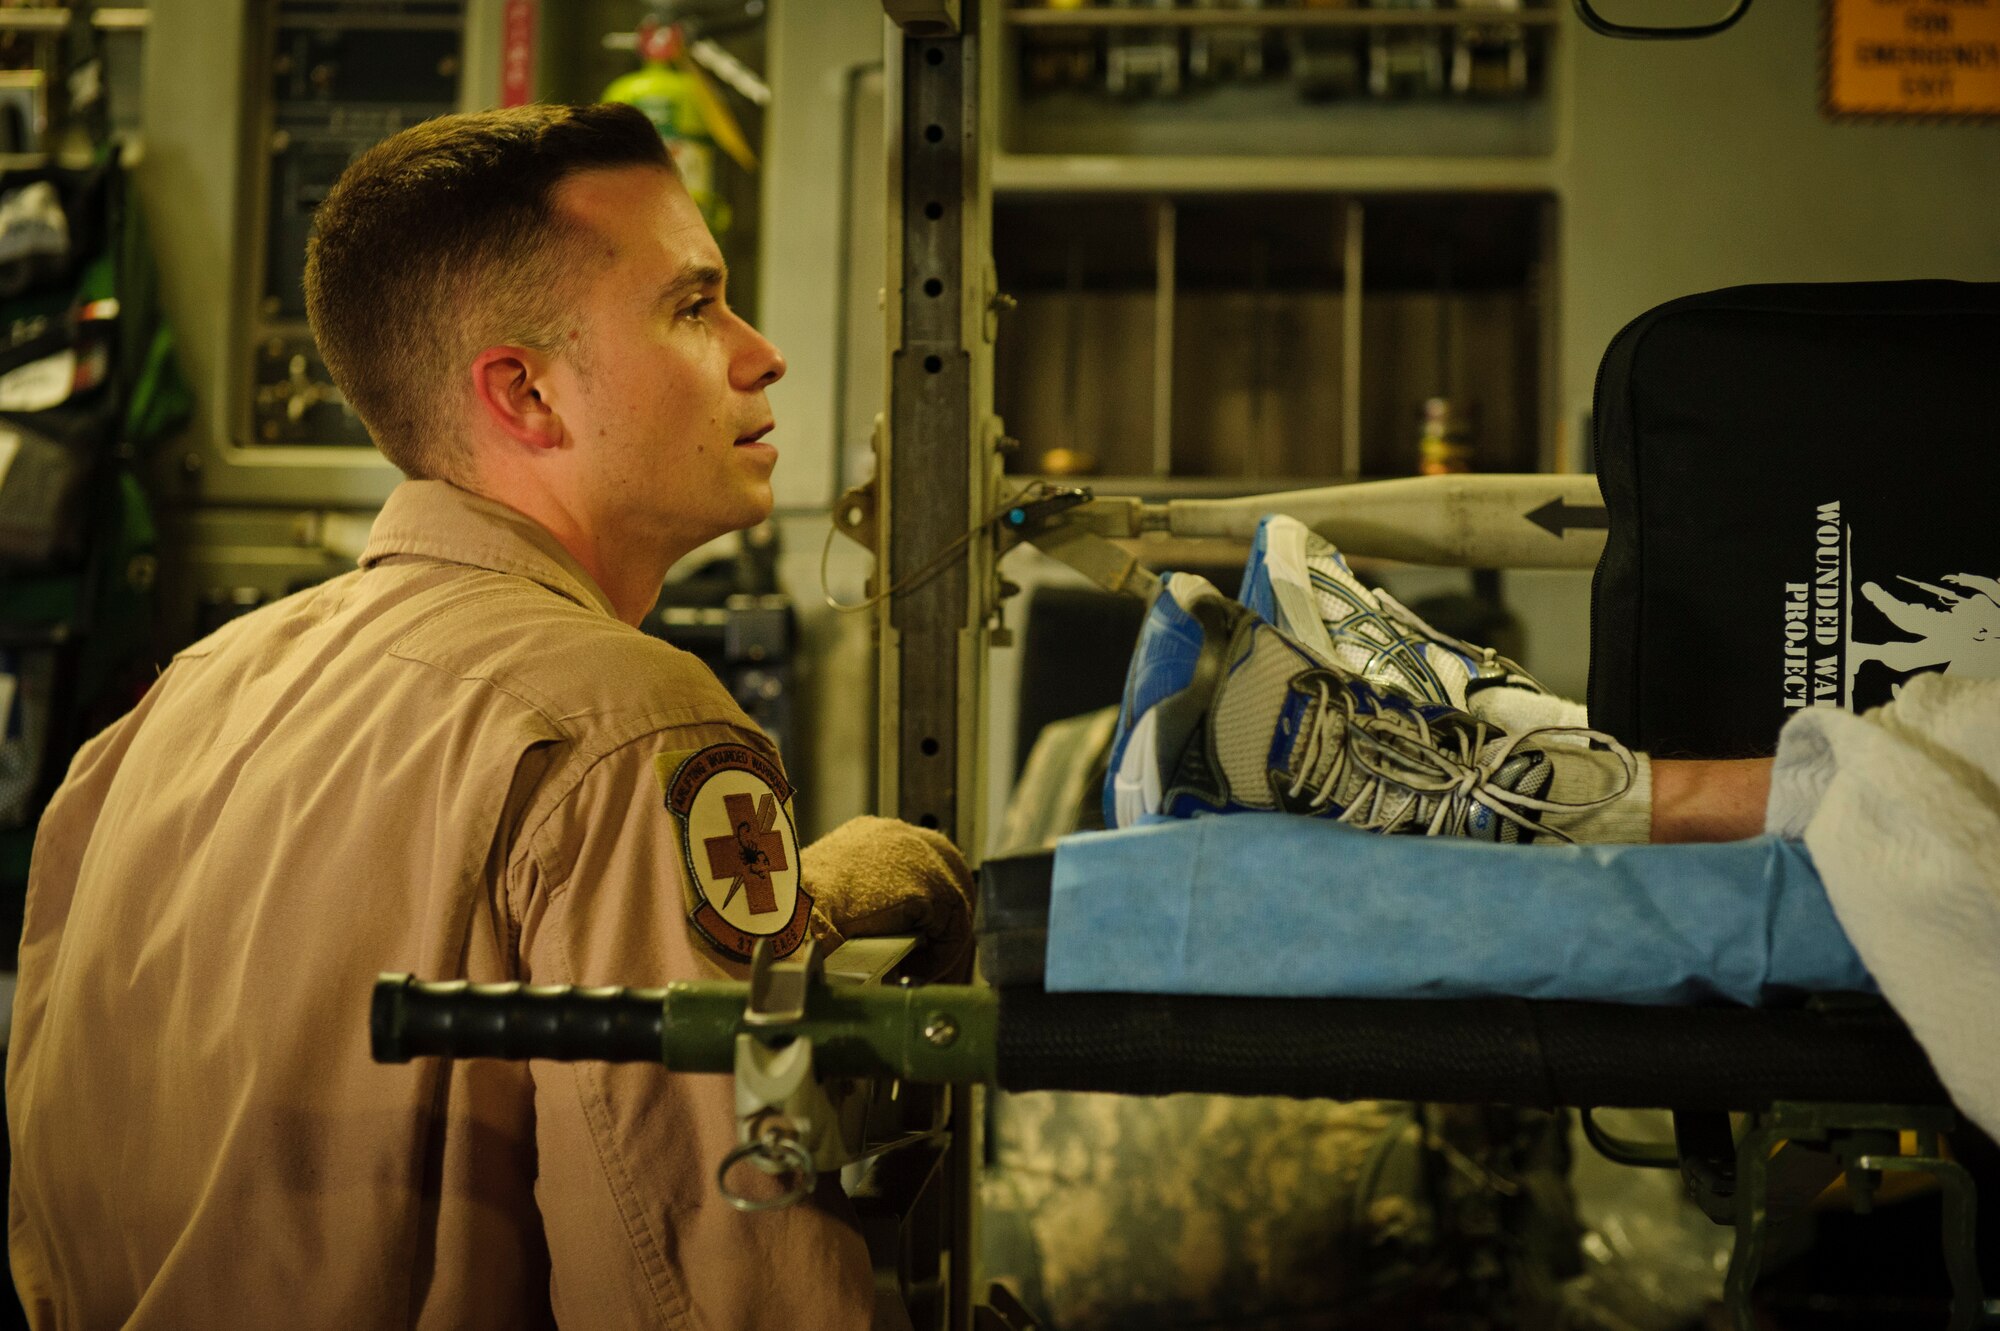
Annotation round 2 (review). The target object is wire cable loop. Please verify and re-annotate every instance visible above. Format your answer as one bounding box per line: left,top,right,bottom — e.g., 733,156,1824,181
819,480,1048,614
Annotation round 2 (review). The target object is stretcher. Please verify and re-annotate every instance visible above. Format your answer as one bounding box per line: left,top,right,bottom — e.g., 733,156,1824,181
372,837,1986,1331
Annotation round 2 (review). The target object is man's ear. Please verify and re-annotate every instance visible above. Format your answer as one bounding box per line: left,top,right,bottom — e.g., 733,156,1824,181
470,345,564,450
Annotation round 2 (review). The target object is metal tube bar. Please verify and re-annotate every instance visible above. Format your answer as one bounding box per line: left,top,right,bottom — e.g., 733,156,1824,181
1162,472,1607,567
371,974,1001,1085
1049,473,1610,568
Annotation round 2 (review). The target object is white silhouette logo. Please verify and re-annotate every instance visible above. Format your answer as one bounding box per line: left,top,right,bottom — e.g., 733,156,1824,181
1850,573,2000,683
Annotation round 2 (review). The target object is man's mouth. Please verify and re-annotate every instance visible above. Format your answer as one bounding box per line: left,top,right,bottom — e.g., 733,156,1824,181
735,424,775,446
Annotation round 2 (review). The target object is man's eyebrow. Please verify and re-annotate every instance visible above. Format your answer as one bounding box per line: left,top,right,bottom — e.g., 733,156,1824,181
656,264,727,309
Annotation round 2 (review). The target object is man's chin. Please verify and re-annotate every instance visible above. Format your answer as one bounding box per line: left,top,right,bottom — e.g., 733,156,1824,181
736,484,776,530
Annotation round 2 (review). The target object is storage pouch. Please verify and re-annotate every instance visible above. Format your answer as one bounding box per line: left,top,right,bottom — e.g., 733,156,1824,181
1587,281,2000,757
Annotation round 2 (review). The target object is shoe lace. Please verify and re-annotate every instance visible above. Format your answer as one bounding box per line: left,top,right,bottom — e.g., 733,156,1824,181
1285,676,1637,843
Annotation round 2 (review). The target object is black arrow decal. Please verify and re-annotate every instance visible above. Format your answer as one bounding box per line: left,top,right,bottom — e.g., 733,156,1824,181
1526,497,1609,538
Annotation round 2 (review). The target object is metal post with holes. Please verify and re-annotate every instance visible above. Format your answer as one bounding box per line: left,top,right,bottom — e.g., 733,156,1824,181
881,8,1000,907
879,1,998,1328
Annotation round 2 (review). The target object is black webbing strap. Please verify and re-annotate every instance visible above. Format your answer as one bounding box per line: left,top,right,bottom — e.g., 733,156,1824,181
995,989,1945,1111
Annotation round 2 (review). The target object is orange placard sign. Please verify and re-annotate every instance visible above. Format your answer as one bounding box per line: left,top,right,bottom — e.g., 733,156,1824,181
1825,0,2000,118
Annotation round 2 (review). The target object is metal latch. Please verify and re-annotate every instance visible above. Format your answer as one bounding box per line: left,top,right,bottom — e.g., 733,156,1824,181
718,936,936,1212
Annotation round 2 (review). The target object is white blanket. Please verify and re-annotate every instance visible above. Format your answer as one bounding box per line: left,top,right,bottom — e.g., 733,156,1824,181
1766,674,2000,1137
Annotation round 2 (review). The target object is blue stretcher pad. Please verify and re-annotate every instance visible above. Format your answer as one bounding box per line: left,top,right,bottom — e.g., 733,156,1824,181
1044,816,1874,1006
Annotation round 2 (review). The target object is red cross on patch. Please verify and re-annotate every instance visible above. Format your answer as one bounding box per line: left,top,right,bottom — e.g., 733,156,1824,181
703,791,789,915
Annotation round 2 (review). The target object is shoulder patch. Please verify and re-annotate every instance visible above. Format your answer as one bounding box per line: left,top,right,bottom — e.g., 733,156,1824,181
655,742,813,962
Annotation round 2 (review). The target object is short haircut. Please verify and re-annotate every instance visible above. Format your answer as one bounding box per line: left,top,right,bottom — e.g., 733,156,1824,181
304,103,675,480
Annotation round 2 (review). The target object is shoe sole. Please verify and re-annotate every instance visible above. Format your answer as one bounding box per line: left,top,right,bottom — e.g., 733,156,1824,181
1112,589,1252,824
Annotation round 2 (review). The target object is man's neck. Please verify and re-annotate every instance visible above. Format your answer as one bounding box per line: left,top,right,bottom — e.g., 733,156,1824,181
461,477,674,627
543,518,673,627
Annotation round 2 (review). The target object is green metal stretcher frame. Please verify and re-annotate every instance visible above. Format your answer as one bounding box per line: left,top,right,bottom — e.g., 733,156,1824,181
372,923,1991,1331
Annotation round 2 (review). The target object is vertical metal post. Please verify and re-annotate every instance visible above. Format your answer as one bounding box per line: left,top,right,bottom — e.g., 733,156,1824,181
1340,198,1366,480
880,2,994,1328
882,6,989,845
1151,197,1177,477
1536,194,1564,472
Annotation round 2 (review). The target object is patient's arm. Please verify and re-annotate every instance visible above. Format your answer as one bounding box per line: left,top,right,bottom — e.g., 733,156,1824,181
1650,758,1773,843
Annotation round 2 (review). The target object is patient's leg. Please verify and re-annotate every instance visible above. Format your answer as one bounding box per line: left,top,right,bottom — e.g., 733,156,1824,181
1650,758,1772,843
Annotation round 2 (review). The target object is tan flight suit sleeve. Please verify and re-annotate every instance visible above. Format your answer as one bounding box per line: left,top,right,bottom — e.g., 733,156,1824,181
9,684,166,1317
510,722,874,1331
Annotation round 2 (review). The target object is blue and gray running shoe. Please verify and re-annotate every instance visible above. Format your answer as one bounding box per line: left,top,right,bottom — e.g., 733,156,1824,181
1105,573,1601,842
1240,514,1550,711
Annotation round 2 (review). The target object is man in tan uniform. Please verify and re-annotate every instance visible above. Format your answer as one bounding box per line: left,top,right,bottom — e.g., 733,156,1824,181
8,104,965,1327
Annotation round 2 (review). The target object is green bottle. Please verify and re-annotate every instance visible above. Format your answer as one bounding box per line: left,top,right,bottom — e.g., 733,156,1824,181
603,21,731,233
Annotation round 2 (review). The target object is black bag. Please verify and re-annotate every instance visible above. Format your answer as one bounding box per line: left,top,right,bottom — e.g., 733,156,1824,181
1587,281,2000,760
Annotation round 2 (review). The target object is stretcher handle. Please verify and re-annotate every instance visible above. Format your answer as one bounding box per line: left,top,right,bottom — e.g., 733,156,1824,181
371,973,666,1064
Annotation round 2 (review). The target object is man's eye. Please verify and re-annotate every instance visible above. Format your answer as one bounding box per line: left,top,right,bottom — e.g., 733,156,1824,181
681,298,715,321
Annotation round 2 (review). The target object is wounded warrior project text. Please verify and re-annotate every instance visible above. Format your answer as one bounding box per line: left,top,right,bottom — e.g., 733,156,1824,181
1783,502,1844,709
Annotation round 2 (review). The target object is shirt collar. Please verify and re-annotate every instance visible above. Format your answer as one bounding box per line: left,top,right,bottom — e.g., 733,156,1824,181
359,480,620,620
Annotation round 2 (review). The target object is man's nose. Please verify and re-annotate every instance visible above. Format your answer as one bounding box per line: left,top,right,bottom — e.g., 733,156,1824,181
735,318,786,389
